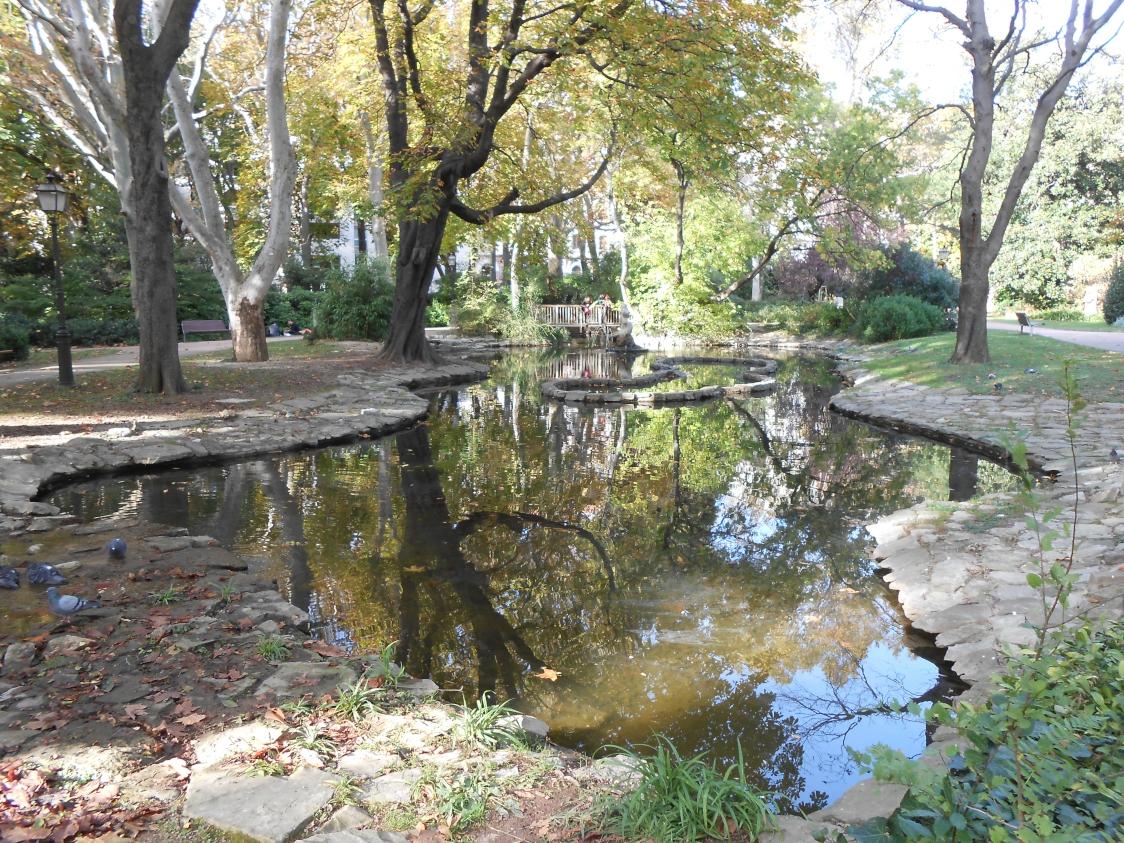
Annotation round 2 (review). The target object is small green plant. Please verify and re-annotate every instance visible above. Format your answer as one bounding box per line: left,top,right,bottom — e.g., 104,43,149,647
373,641,407,688
453,693,519,749
330,773,362,806
279,697,315,719
334,678,383,721
212,582,237,604
247,757,285,777
150,585,183,605
256,636,290,661
291,724,336,756
422,768,500,833
598,736,774,843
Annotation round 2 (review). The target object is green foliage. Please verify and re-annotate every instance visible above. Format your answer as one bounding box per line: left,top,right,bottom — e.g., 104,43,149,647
740,299,855,337
1103,262,1124,325
333,678,383,721
453,694,519,749
256,636,290,661
419,767,501,833
856,295,945,342
374,641,407,688
598,736,774,843
1033,306,1084,322
315,257,395,341
425,300,449,327
860,620,1124,842
282,258,328,292
450,272,564,343
265,288,321,328
62,318,139,346
864,245,959,309
0,317,30,358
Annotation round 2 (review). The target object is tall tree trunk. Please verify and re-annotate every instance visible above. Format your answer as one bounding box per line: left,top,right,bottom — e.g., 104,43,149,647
376,197,451,364
583,194,600,275
116,0,197,394
299,176,313,266
359,111,389,259
670,157,688,288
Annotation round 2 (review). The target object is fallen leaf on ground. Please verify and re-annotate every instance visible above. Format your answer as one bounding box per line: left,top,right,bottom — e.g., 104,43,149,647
534,667,561,681
175,713,206,726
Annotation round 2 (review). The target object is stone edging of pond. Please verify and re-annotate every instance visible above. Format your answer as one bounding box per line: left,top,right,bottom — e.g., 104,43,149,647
800,363,1124,831
0,518,651,842
0,360,489,538
539,355,779,404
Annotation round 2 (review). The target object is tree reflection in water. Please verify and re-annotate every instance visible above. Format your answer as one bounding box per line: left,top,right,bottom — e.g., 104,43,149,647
46,350,1018,810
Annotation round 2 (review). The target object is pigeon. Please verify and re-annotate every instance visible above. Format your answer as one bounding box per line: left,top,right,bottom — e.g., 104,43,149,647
992,382,1004,391
28,563,68,586
1024,367,1038,374
106,538,127,560
0,566,19,590
46,586,101,619
987,372,997,380
1111,448,1120,463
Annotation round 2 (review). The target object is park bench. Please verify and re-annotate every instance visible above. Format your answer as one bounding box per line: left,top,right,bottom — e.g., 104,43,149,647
1015,311,1039,335
181,319,231,342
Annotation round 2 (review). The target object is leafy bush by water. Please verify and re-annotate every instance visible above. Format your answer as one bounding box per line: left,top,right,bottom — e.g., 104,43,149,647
315,257,395,341
864,244,959,310
856,295,944,342
856,620,1124,842
598,736,774,843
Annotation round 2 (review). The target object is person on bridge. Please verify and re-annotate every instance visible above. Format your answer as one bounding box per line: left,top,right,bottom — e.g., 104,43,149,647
594,292,613,324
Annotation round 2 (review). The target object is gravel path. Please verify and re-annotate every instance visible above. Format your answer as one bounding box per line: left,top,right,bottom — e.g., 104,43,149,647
987,319,1124,353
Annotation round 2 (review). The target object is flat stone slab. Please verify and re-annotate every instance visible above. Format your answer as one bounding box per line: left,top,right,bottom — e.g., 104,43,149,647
193,720,284,767
256,662,356,699
363,768,423,804
302,831,409,843
808,779,908,825
183,765,336,843
336,749,398,778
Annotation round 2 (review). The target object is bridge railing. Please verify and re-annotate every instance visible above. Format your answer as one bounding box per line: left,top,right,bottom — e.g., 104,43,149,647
533,303,620,327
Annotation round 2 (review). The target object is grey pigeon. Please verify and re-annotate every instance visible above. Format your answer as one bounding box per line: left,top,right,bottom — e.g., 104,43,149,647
0,566,19,590
27,563,68,586
46,586,101,618
987,372,997,379
992,382,1003,391
1024,367,1038,374
1111,448,1120,463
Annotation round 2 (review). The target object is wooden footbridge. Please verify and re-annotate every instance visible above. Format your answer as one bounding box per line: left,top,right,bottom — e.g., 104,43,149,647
533,304,620,336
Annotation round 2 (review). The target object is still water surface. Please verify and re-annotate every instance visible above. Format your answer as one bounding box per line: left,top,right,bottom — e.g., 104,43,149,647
48,349,1015,811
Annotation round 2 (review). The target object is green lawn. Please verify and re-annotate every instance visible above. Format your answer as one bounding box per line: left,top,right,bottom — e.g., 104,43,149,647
1,346,119,370
991,318,1124,333
863,332,1124,402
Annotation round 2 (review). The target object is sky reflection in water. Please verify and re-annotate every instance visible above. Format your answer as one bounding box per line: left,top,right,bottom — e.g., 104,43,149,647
47,349,1016,811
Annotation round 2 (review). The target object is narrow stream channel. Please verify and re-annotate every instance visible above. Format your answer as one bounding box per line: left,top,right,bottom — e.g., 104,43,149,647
46,349,1017,811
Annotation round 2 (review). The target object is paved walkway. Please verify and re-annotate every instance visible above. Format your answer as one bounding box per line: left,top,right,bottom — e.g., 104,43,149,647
988,319,1124,353
0,335,304,386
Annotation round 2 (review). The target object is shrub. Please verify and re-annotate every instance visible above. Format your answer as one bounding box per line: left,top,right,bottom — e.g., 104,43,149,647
864,244,959,309
598,736,774,843
856,295,944,342
0,318,31,360
315,257,395,341
794,301,854,335
1034,306,1084,322
450,272,508,335
425,300,450,327
65,317,139,346
860,620,1124,842
1103,262,1124,325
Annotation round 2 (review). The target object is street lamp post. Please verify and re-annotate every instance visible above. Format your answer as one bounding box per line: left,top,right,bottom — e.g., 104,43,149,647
35,173,74,388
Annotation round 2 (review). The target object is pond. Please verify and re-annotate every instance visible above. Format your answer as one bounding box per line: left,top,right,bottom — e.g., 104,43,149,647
45,349,1016,812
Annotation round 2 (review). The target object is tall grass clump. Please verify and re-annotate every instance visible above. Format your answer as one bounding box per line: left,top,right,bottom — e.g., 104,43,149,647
599,736,774,842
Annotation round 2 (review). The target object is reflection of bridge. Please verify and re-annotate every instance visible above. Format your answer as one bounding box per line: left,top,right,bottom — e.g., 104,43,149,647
541,349,632,380
533,304,620,332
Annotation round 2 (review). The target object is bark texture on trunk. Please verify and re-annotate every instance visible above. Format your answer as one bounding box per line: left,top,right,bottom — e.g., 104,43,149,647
233,297,268,361
670,157,688,288
377,208,450,364
115,0,199,394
